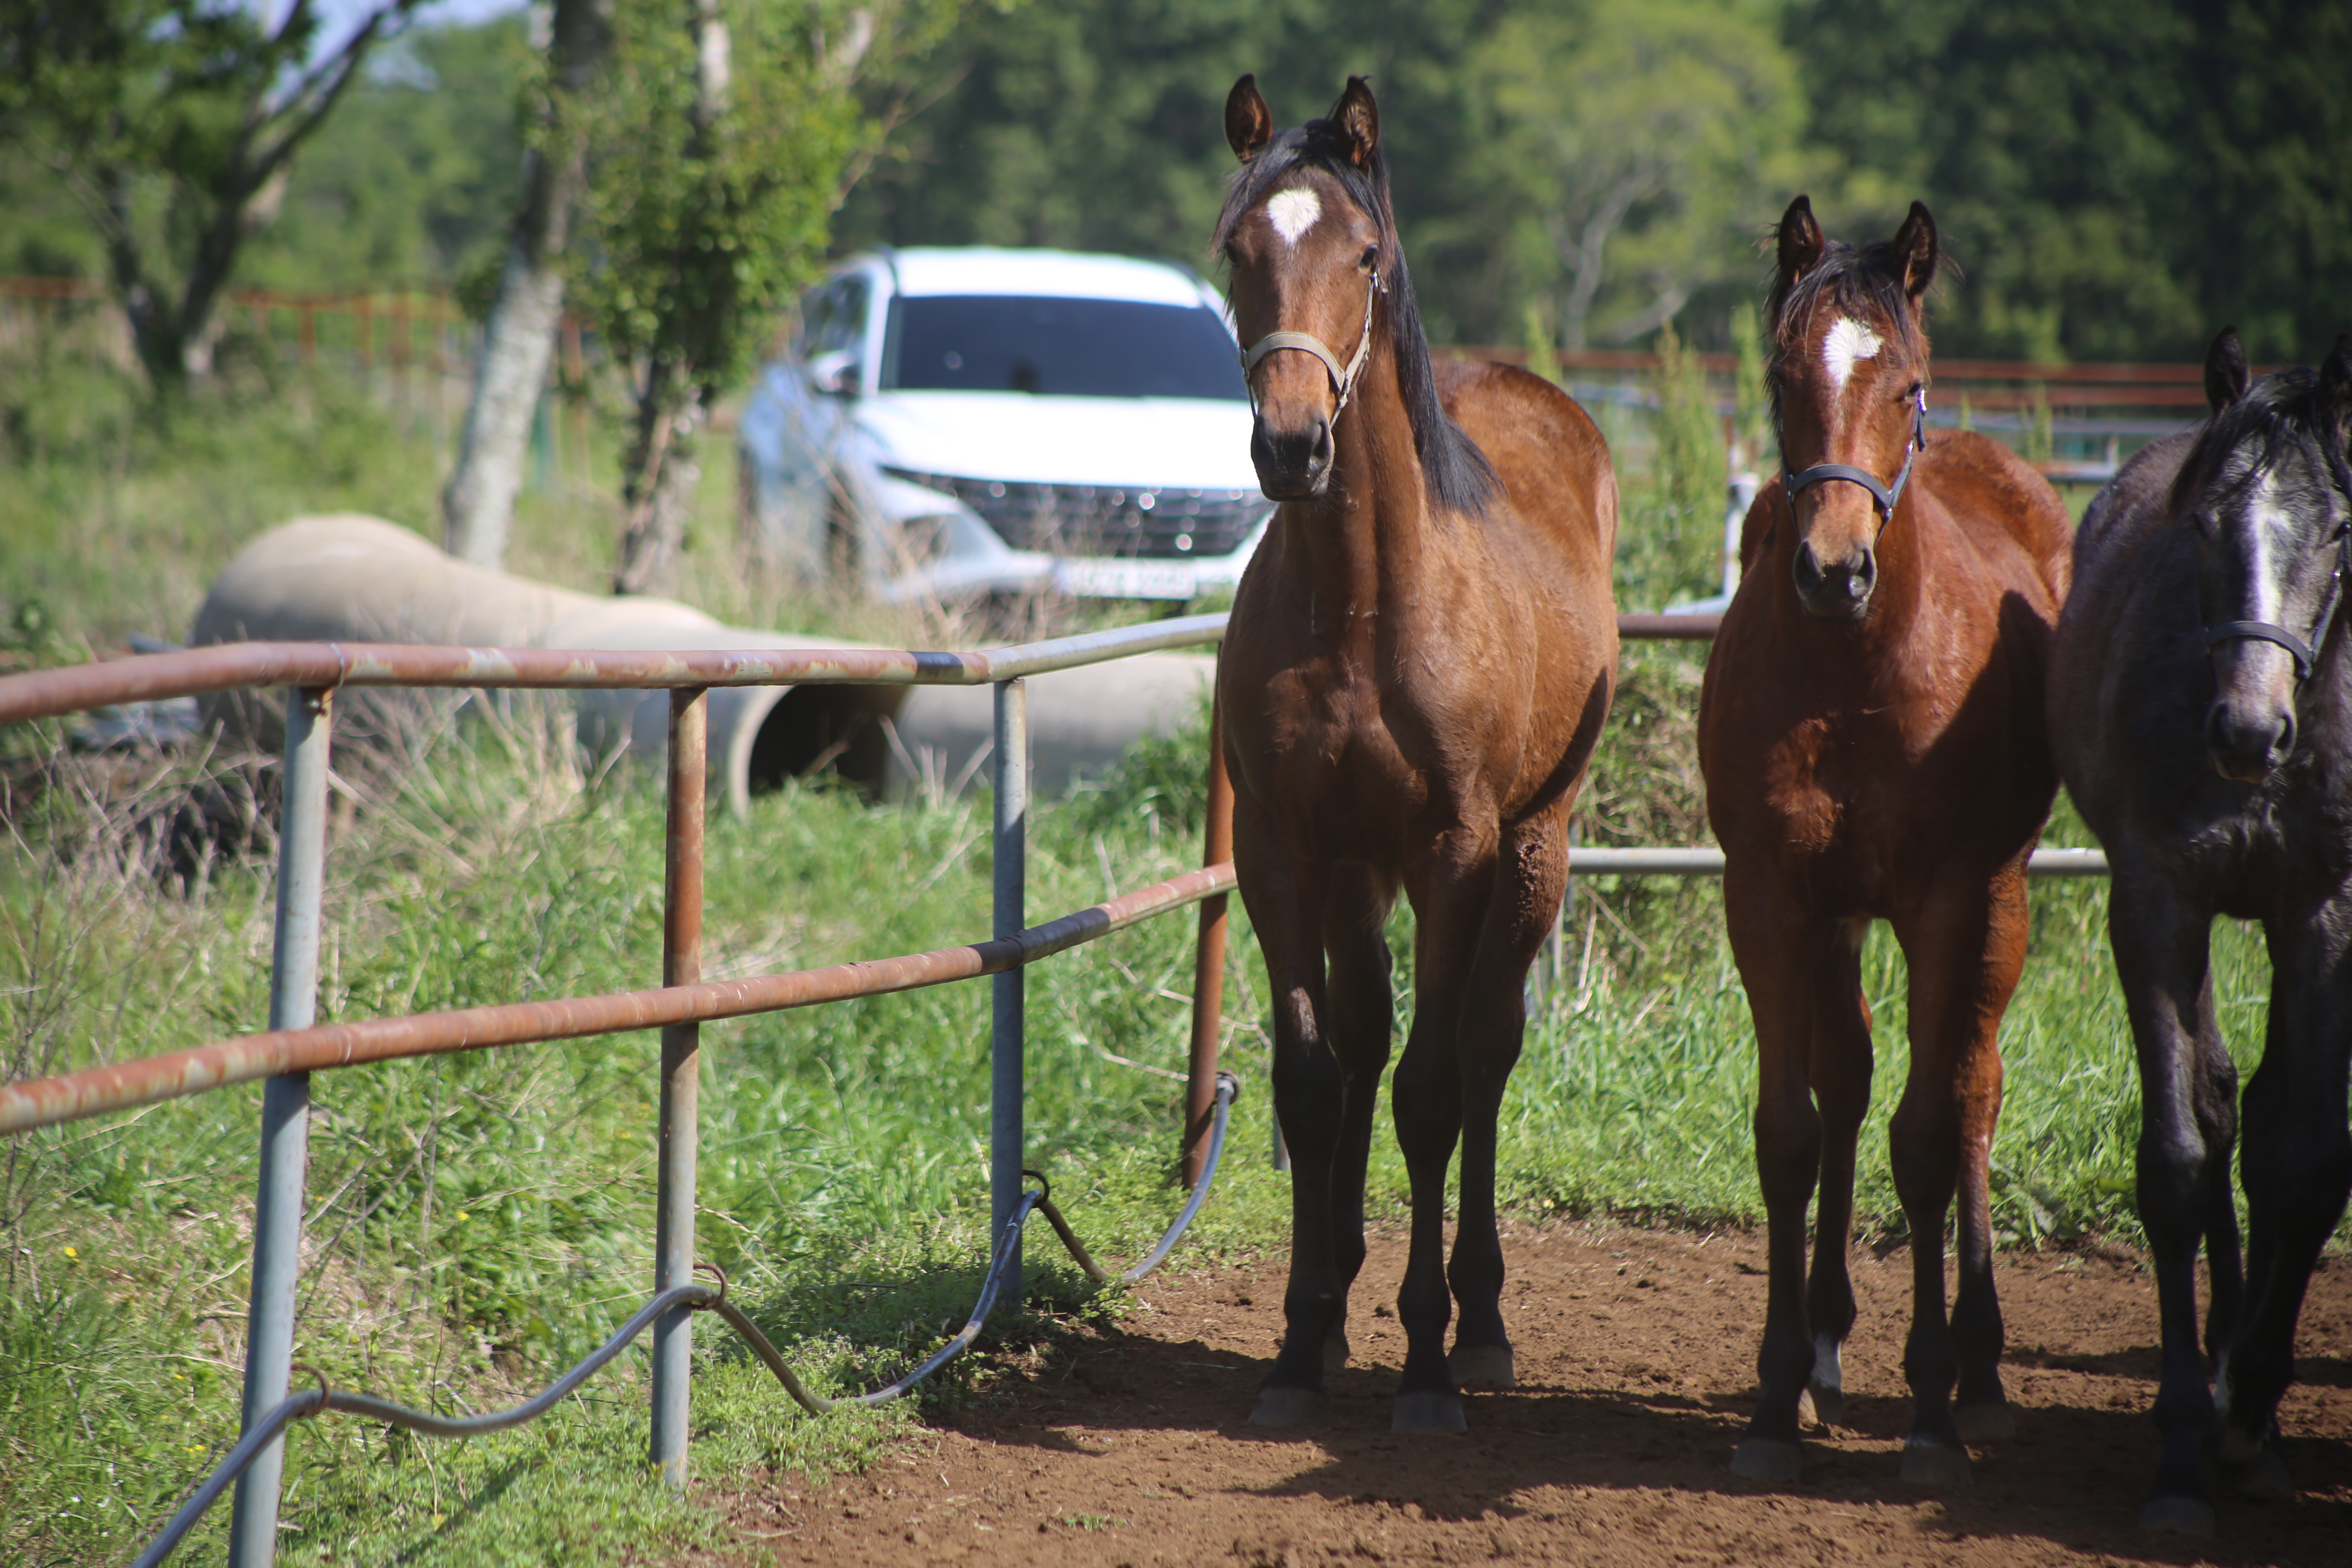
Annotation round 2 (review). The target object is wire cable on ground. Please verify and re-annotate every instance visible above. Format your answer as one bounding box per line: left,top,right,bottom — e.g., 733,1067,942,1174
129,1071,1240,1566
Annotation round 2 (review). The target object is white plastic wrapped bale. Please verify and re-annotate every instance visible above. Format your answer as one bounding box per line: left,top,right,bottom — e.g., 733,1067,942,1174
188,516,1214,813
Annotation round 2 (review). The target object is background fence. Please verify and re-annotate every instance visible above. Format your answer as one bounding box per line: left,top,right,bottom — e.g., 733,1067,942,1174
3,278,2237,495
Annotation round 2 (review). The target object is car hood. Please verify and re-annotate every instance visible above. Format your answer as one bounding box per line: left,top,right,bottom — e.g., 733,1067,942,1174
853,392,1262,490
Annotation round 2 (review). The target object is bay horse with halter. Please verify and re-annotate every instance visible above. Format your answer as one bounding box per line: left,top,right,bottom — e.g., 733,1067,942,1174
1697,196,2072,1484
1214,75,1619,1433
2049,330,2352,1534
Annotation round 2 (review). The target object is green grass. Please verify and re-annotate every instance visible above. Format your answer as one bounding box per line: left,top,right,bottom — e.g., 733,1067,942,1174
0,356,2309,1567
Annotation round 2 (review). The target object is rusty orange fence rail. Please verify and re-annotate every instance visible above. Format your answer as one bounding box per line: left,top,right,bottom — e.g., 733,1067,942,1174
0,612,1751,1564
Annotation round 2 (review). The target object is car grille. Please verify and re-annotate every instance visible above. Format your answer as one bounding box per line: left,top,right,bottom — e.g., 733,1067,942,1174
884,470,1271,560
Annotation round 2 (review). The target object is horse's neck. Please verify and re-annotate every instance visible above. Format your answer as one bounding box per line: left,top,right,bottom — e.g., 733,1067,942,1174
1291,345,1435,634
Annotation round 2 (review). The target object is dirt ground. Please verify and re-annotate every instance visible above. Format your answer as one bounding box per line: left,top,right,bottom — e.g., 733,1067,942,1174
688,1220,2352,1566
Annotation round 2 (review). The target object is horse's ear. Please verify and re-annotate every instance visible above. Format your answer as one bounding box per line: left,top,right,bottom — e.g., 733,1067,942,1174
1331,76,1379,168
2320,333,2352,454
2204,325,2250,414
1225,75,1273,162
1777,195,1825,287
1891,200,1938,301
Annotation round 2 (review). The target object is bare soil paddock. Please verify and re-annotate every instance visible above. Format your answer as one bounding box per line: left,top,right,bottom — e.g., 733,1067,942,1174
685,1220,2352,1566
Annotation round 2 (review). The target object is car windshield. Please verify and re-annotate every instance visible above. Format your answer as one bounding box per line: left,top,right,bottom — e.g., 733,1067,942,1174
880,295,1246,401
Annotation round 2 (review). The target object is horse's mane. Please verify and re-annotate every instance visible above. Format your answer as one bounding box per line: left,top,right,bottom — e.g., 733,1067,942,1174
2169,366,2345,518
1212,116,1497,519
1763,238,1928,429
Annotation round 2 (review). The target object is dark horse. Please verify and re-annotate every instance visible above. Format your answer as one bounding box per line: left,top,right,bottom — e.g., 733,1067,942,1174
2048,329,2352,1534
1698,197,2073,1484
1215,76,1619,1432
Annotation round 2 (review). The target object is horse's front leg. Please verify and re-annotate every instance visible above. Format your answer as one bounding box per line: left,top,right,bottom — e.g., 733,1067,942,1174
1234,801,1341,1427
1723,862,1829,1482
1446,806,1570,1394
1886,860,2030,1487
1802,916,1875,1429
1319,861,1397,1373
2107,866,2230,1532
2215,910,2352,1501
1389,831,1495,1433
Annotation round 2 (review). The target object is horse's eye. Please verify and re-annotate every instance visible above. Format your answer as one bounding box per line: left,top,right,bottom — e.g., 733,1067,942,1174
1358,245,1379,272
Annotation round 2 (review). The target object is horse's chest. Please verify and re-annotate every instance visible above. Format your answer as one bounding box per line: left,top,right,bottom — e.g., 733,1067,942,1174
1237,677,1423,842
1751,702,1973,896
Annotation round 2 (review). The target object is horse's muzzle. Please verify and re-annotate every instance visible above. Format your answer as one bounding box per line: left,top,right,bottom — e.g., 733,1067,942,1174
2205,698,2294,782
1792,538,1875,621
1251,413,1334,500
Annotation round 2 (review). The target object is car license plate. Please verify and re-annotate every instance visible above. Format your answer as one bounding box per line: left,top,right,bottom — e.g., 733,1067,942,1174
1053,559,1198,600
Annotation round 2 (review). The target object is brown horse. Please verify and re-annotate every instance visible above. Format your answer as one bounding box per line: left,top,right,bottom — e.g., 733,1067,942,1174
1697,196,2072,1484
1214,75,1619,1433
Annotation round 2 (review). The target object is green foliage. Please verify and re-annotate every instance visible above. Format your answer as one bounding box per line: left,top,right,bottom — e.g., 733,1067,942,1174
1650,322,1724,533
0,1,428,386
1728,299,1769,466
576,0,918,399
1465,0,1814,350
243,18,533,295
1789,0,2352,362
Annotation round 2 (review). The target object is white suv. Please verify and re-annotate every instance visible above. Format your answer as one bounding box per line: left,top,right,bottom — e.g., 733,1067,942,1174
737,247,1272,604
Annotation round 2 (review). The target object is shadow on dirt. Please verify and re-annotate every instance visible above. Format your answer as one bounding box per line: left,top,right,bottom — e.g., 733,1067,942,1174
953,1315,2352,1567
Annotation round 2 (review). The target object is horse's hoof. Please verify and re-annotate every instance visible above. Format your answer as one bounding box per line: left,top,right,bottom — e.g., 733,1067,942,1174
2137,1493,2217,1536
1954,1400,2015,1442
1900,1437,1973,1488
1249,1386,1330,1428
1323,1332,1351,1374
1800,1382,1845,1428
1729,1439,1802,1483
2230,1450,2294,1502
1392,1391,1468,1434
1448,1343,1516,1390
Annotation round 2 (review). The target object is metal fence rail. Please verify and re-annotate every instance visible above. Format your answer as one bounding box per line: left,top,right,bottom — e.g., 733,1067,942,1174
0,613,1244,1568
0,607,2107,1564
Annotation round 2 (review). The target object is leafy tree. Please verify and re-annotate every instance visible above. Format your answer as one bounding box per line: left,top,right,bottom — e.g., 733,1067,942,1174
588,0,963,594
0,0,427,390
1464,0,1813,350
1787,0,2352,362
244,16,533,294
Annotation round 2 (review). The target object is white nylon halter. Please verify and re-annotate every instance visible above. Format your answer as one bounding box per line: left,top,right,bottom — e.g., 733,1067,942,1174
1238,267,1385,419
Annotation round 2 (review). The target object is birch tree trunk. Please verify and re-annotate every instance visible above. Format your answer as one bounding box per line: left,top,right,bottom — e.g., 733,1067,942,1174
441,0,610,567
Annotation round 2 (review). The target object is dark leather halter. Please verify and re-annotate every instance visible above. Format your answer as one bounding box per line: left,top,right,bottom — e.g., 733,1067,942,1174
2201,446,2352,685
1780,385,1929,536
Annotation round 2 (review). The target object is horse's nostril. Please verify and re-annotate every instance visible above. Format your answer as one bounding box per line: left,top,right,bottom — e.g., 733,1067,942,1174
1310,417,1333,469
1854,549,1877,591
2275,712,2297,760
1792,543,1823,595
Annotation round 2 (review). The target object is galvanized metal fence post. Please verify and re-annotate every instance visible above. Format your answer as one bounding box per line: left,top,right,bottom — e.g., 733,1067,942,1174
227,686,334,1568
1180,686,1234,1189
650,687,706,1487
990,677,1028,1299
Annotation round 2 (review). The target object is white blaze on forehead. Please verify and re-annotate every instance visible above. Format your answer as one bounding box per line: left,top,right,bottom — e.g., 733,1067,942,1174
2247,469,2287,624
1265,187,1322,247
1822,316,1884,394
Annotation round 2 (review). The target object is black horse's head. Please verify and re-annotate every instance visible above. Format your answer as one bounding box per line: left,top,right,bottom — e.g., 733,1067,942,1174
2180,327,2352,782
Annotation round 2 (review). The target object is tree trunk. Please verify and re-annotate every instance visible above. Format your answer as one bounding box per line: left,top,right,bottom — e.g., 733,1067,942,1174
441,0,610,567
613,372,707,597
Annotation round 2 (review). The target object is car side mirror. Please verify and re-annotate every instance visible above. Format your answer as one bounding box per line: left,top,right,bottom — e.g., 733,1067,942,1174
807,349,861,398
